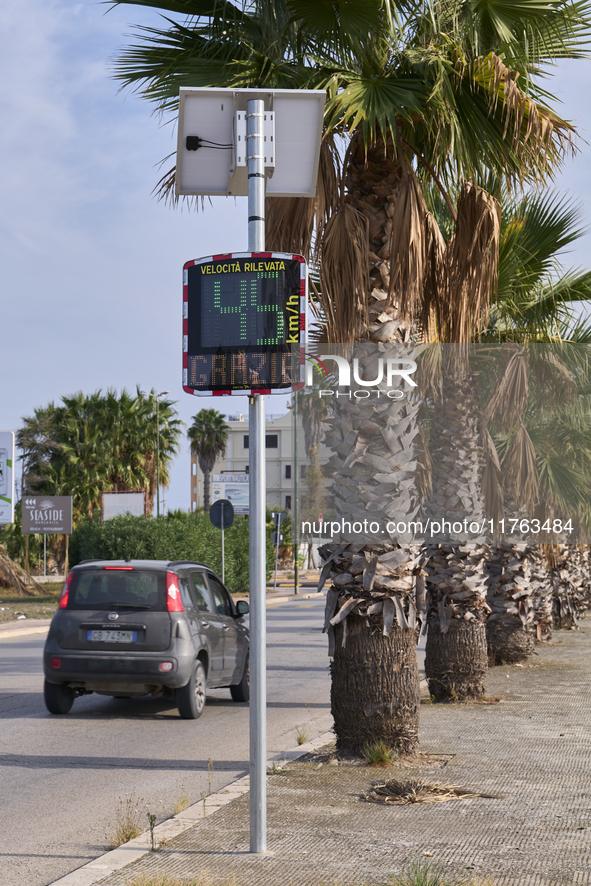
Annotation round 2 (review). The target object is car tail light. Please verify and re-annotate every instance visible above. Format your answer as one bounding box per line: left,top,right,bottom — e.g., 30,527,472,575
166,572,184,612
50,658,61,668
58,572,74,609
159,661,174,672
104,566,134,570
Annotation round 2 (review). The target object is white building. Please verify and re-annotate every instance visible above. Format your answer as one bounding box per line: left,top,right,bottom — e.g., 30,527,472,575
190,410,329,513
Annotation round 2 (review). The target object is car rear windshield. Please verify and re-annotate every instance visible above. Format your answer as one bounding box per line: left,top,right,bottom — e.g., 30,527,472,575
68,569,166,611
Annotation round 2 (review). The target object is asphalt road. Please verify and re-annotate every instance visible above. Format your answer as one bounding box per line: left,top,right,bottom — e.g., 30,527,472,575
0,595,333,886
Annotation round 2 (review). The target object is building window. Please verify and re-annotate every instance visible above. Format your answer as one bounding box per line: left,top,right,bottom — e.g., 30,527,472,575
244,434,278,449
300,464,307,479
285,495,292,510
285,464,291,479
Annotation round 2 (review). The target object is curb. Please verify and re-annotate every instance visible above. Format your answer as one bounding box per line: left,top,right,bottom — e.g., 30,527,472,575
47,730,335,886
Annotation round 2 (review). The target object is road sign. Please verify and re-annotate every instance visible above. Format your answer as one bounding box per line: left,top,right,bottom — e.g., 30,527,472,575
271,530,284,546
209,498,234,529
22,496,73,535
0,432,15,524
183,252,307,396
271,511,287,527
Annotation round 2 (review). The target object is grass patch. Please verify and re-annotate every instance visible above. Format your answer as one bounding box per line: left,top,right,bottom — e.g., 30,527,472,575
390,857,465,886
106,793,146,848
294,724,310,746
173,793,190,815
0,586,62,624
362,740,398,767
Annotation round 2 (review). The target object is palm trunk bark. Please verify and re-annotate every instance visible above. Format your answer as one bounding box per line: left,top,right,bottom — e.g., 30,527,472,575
424,361,490,700
424,611,487,701
331,614,419,755
485,542,536,664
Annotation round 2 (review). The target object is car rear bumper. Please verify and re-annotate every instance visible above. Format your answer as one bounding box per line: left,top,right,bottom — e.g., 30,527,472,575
43,644,194,690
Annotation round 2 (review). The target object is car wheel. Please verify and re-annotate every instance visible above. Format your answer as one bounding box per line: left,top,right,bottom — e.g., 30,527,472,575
44,679,74,715
230,654,249,703
177,660,206,719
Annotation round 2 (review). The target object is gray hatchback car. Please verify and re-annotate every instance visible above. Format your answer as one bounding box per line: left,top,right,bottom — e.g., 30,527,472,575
43,559,249,719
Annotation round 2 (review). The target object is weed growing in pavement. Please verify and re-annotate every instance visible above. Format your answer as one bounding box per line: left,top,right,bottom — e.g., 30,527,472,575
294,724,310,745
147,811,157,851
362,740,398,767
173,793,190,815
106,793,145,848
389,857,466,886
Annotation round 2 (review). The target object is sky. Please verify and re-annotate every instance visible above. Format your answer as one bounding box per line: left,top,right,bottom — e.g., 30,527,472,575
2,0,591,514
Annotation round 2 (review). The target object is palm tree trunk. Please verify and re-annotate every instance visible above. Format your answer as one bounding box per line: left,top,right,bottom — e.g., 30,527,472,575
315,134,423,754
203,470,211,514
424,611,487,701
485,542,536,664
331,614,419,755
423,363,490,700
321,541,422,755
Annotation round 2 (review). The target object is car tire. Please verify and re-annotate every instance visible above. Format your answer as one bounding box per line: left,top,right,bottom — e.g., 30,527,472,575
177,660,206,719
44,679,74,715
230,654,249,703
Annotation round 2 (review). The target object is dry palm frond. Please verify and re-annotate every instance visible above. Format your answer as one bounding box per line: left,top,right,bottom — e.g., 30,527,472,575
505,424,539,511
439,181,501,343
485,346,529,431
470,52,574,167
481,427,504,530
364,777,500,805
388,165,432,321
266,139,340,256
265,195,316,256
318,202,369,342
0,546,43,597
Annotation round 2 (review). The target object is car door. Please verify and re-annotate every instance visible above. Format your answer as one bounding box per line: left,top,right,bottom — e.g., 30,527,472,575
205,573,243,683
188,569,225,685
177,573,200,647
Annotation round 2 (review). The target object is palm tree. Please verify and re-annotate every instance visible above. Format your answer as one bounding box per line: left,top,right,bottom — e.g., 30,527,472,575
18,390,182,521
110,0,591,752
188,409,230,513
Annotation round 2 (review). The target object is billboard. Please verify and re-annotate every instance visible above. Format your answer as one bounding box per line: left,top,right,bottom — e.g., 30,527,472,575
0,432,15,524
22,495,73,535
211,473,249,515
102,492,147,522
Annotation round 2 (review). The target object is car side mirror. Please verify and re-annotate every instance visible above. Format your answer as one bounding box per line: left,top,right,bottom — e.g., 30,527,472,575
235,600,249,617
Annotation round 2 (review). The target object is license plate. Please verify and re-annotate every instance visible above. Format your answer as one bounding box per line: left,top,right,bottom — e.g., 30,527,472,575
87,630,137,643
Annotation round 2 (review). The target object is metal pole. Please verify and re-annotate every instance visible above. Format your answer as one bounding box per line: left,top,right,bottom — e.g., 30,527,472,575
221,503,225,585
156,396,160,518
247,97,267,855
274,532,279,592
293,391,299,594
43,534,46,577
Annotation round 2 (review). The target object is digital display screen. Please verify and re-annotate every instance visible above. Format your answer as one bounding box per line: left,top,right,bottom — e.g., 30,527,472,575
185,255,304,392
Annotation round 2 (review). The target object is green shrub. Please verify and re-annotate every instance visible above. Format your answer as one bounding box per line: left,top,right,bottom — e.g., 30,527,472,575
69,511,273,593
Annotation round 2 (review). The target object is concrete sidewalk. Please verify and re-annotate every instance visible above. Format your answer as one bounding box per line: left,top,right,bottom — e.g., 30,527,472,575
52,626,591,886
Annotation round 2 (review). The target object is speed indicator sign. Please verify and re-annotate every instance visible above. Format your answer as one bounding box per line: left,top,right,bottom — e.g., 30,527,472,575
183,251,307,395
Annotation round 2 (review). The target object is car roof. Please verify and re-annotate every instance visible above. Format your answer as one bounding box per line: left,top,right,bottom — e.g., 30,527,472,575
75,559,211,571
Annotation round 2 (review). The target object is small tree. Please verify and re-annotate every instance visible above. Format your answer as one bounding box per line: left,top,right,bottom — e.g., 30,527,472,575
187,410,229,513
